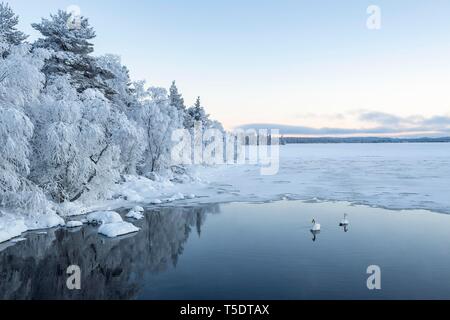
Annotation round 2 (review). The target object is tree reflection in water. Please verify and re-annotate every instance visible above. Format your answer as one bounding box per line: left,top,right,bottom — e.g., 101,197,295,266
0,204,219,300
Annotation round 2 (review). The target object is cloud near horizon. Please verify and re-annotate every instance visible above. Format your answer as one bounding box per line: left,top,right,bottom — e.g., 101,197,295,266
236,111,450,137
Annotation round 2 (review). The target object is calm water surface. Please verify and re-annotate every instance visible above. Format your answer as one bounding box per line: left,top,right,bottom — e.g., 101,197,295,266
1,200,450,299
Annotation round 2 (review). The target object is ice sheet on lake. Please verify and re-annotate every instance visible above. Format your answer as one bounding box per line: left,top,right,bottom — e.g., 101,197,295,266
98,143,450,214
184,143,450,214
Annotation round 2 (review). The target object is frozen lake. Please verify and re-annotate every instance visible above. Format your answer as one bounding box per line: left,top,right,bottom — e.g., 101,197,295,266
2,200,450,300
187,143,450,214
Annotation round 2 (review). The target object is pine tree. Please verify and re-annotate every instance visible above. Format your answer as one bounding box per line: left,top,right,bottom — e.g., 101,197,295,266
0,2,28,57
185,96,210,129
32,10,115,97
168,81,186,112
192,96,206,121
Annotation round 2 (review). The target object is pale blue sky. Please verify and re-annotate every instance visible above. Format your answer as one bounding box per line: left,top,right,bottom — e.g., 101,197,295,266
8,0,450,135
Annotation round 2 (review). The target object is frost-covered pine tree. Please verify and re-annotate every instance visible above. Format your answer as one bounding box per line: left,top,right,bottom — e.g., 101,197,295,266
32,10,115,97
169,81,186,112
0,2,28,57
185,96,211,129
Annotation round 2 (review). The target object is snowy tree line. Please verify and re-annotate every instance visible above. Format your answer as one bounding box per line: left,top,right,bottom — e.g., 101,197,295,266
0,3,222,215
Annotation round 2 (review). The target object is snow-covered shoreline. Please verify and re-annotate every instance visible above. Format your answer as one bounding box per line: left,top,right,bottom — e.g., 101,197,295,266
2,143,449,244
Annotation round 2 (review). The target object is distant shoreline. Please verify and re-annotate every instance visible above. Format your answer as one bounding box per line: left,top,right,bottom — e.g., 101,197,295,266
281,137,450,144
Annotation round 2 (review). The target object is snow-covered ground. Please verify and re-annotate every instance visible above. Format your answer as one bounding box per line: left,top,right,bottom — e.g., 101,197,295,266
1,143,449,243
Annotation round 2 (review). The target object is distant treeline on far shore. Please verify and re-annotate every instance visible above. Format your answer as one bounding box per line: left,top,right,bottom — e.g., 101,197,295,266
280,136,450,144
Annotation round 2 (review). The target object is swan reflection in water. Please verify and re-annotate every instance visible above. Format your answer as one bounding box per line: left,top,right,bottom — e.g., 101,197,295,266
339,214,349,233
310,230,321,242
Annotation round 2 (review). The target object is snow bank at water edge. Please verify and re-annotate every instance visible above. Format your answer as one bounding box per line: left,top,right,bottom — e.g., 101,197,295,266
98,222,140,238
0,211,65,244
0,215,27,244
66,221,83,228
25,213,65,231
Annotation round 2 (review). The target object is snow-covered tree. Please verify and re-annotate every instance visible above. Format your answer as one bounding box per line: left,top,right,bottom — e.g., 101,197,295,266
169,81,186,112
109,111,145,175
94,55,146,174
32,10,115,97
0,7,224,221
0,107,33,199
132,85,182,173
0,43,49,212
0,44,49,108
0,2,28,57
0,34,7,57
96,54,134,110
185,96,211,129
29,77,120,203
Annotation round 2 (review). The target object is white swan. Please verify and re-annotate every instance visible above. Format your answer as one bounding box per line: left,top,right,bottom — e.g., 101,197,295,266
340,214,349,227
311,219,321,231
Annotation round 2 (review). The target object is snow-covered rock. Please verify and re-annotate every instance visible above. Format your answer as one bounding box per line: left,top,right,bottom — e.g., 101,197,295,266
165,193,185,202
98,221,140,238
132,206,144,213
126,211,144,220
87,211,122,225
66,221,83,228
126,207,144,220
